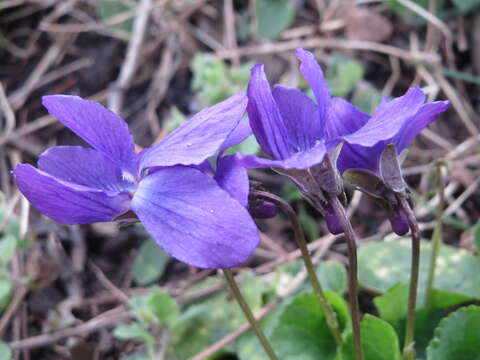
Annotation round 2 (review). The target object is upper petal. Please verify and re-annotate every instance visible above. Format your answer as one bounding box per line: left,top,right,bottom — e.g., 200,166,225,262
14,164,131,224
393,100,449,152
214,155,249,208
342,87,426,147
236,140,327,170
140,92,247,170
272,85,323,151
42,95,137,176
325,97,370,140
131,167,260,269
38,146,135,192
247,65,292,159
294,48,331,117
218,119,253,154
337,97,449,174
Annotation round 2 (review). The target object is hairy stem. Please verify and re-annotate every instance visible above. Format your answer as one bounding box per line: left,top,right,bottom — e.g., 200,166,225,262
222,269,278,360
425,163,445,307
398,195,421,360
253,191,343,347
328,194,364,360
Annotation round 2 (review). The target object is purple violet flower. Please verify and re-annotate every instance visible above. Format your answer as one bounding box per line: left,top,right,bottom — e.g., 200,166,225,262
235,48,448,235
14,94,260,269
337,89,449,235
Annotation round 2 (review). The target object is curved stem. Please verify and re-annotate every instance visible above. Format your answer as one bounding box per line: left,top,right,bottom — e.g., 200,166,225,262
253,191,343,347
328,194,364,360
425,163,445,307
222,269,279,360
398,196,420,360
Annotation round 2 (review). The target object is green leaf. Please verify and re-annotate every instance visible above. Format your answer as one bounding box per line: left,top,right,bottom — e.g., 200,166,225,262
410,307,446,359
342,315,401,360
358,239,480,306
0,341,11,360
373,283,448,359
269,291,348,360
113,323,154,344
0,235,17,267
374,282,409,323
472,220,480,252
315,261,347,295
451,0,480,13
0,280,12,310
427,306,480,360
170,273,270,359
255,0,295,40
237,304,285,360
352,83,383,114
146,287,179,328
326,55,364,97
191,53,252,107
97,0,133,34
0,197,20,241
387,0,429,18
131,287,178,327
132,238,170,286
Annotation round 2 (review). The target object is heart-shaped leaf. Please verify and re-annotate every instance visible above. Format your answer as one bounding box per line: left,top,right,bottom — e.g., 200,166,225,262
426,305,480,360
359,239,480,306
341,315,402,360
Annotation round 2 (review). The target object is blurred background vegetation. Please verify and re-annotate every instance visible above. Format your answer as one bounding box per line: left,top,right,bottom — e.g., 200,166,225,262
0,0,480,359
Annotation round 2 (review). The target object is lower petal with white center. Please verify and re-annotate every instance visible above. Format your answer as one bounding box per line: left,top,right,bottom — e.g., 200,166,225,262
14,164,131,224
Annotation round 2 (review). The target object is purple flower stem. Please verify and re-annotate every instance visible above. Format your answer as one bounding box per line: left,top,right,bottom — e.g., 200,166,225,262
425,161,446,307
222,269,279,360
328,194,364,360
252,190,343,347
397,195,421,360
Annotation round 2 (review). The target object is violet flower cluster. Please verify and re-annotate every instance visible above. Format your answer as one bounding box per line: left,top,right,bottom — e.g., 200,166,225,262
14,94,261,269
237,48,448,234
14,48,448,270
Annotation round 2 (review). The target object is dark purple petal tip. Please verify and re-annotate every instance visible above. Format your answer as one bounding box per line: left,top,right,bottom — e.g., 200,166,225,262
324,204,343,235
387,207,409,236
249,201,278,219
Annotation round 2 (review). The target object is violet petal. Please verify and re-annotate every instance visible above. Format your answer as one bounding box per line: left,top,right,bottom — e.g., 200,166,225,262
325,97,370,140
219,119,252,154
394,100,449,152
38,146,135,192
247,65,292,159
42,95,137,176
342,87,426,147
14,164,130,224
236,140,327,170
140,92,247,170
214,155,249,208
294,48,331,119
272,84,323,151
131,166,259,269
